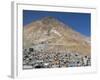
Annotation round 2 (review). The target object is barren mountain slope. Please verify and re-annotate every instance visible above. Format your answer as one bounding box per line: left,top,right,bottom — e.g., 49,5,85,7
23,16,91,56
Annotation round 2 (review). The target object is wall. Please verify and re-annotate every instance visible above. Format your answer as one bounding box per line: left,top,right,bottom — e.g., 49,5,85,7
0,0,99,80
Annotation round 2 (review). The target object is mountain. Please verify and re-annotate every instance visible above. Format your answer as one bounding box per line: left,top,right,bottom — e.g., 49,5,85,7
23,16,91,56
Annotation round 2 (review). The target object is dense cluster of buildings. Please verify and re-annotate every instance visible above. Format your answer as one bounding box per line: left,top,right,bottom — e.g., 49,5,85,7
23,45,91,69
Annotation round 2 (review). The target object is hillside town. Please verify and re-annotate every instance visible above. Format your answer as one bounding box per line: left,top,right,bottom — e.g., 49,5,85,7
23,44,91,69
23,16,91,69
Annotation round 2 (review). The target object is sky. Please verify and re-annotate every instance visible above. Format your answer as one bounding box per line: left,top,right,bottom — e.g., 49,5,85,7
23,10,91,37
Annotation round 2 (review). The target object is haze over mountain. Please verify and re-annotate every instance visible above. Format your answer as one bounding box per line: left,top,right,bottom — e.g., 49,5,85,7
23,16,91,56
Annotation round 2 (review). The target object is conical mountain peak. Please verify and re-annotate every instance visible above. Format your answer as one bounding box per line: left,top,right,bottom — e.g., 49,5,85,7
23,16,91,69
42,16,57,20
23,16,90,56
41,16,58,24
